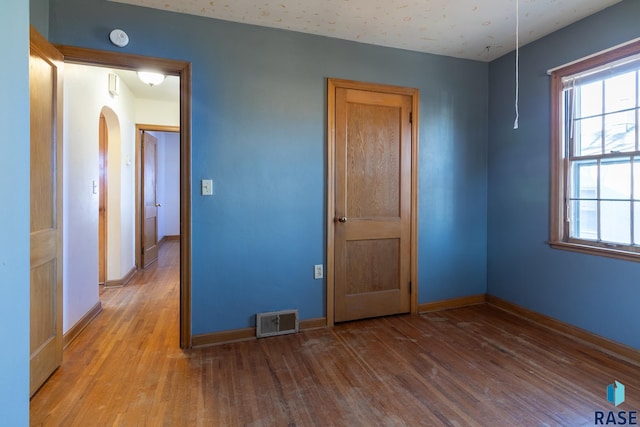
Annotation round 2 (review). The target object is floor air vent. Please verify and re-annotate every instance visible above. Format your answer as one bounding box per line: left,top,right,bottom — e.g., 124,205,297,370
256,309,299,338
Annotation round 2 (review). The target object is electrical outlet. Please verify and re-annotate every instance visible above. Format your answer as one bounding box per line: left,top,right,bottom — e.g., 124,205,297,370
314,264,323,279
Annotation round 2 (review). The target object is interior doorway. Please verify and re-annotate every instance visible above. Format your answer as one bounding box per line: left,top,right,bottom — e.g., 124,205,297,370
58,46,192,348
136,127,181,271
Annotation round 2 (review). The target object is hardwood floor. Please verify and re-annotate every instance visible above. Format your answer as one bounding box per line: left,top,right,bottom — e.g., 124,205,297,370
31,241,640,426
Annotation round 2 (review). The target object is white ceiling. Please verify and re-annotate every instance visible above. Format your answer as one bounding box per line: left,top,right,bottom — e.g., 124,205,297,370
110,0,622,61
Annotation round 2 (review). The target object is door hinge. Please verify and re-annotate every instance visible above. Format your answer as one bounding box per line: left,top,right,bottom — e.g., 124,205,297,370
409,281,412,294
409,111,413,124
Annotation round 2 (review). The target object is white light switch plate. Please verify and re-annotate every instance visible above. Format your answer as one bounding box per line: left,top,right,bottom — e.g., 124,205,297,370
201,179,213,196
314,264,323,279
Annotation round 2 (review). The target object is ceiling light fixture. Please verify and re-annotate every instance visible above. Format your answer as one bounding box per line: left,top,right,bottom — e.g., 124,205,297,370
137,71,166,87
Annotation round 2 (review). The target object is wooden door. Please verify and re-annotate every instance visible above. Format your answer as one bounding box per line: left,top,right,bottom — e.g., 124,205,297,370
29,27,64,396
142,131,159,268
331,80,415,323
98,114,107,284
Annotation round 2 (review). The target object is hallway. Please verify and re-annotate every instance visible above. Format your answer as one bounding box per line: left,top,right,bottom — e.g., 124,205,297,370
30,240,182,425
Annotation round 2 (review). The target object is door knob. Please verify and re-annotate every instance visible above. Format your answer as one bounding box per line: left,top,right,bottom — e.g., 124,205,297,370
337,216,348,223
155,203,162,207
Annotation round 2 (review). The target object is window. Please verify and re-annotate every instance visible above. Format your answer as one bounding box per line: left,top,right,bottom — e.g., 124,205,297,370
550,40,640,261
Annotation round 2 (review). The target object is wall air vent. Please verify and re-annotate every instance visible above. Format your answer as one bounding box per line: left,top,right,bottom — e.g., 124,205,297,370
256,309,299,338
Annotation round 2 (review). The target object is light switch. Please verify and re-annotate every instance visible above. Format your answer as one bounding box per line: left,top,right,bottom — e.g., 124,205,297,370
92,180,98,195
201,179,213,196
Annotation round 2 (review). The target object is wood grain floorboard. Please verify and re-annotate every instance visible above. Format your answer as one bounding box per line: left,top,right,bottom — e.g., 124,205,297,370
31,241,640,425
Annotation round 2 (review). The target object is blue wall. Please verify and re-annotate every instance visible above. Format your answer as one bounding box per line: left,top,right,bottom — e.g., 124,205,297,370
49,0,488,334
488,0,640,350
30,0,49,37
1,0,30,425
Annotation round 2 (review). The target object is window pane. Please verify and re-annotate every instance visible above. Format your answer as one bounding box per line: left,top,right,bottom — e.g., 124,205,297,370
634,157,640,200
578,80,602,118
601,201,630,244
604,110,636,153
574,116,602,156
635,202,640,244
604,71,636,113
571,200,597,240
601,158,631,199
571,160,597,199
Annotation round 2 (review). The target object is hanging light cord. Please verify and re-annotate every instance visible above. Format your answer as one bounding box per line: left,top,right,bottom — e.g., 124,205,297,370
514,0,520,129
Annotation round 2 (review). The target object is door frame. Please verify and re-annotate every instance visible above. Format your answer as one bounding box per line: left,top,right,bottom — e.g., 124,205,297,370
98,114,108,285
326,78,419,326
57,45,193,348
135,125,180,270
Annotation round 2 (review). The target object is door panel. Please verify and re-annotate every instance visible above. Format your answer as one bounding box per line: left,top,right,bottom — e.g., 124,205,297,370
346,103,400,219
333,83,413,323
29,27,63,396
142,132,159,268
345,239,400,294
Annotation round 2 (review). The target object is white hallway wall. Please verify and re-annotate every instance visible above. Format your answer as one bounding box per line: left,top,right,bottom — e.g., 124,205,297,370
63,64,179,333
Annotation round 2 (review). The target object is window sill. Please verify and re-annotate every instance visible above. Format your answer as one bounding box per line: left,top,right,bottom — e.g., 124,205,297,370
548,240,640,263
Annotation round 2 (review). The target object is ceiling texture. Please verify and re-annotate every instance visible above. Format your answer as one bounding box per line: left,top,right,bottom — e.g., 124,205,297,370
111,0,622,61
